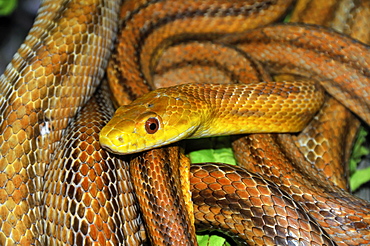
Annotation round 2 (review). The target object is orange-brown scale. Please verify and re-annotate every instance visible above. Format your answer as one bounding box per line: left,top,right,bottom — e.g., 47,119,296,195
130,146,198,246
3,0,368,246
220,23,370,125
106,1,295,245
291,0,347,28
287,97,357,190
344,0,370,44
285,0,370,190
232,134,370,245
0,0,121,244
42,83,144,245
271,74,354,190
146,40,275,245
108,0,294,106
291,0,370,44
153,41,271,87
190,162,336,246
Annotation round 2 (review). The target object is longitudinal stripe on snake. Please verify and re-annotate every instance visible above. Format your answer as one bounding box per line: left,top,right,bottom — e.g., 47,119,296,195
221,24,370,125
101,0,370,246
42,81,144,245
1,0,370,245
107,0,295,106
0,0,122,244
279,0,369,191
105,1,302,245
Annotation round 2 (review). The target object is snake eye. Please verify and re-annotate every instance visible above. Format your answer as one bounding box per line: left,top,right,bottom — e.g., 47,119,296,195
145,117,159,134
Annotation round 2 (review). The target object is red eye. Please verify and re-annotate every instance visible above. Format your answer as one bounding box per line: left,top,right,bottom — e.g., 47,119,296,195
145,117,159,134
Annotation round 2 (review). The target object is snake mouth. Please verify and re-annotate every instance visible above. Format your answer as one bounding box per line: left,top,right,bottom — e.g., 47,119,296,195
99,133,143,155
99,134,125,154
100,144,117,154
100,142,130,155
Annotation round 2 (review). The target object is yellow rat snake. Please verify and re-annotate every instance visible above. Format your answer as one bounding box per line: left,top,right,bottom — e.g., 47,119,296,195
1,0,370,245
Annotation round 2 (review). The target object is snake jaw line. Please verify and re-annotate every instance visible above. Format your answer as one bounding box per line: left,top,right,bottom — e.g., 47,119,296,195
99,124,197,155
99,97,201,154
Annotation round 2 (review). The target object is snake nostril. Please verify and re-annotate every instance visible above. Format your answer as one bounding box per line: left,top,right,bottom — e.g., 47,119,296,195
117,136,124,143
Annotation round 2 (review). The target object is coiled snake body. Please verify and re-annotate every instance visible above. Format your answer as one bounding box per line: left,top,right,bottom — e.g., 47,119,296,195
1,0,370,245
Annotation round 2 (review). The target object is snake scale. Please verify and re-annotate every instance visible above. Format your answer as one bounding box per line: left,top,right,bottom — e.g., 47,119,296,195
1,0,370,245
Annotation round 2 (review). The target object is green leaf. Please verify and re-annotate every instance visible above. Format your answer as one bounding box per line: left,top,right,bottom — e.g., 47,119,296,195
350,166,370,191
0,0,17,16
197,234,230,246
187,136,236,165
187,136,237,246
283,12,292,23
349,127,370,191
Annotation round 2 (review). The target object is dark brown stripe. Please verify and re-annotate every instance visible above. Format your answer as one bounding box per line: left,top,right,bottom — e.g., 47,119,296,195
225,23,370,77
123,0,278,83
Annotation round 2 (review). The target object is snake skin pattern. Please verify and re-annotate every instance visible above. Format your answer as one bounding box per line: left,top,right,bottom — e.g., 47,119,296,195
0,0,122,244
1,0,370,245
100,81,325,154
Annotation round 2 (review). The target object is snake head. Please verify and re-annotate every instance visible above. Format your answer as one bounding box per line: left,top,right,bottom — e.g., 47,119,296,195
99,89,202,155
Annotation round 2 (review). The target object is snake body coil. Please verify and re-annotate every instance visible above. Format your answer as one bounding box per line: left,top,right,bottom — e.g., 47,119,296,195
1,0,370,245
0,0,121,244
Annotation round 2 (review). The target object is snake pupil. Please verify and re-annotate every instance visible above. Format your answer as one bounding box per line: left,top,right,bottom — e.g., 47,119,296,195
145,117,159,134
149,124,156,130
